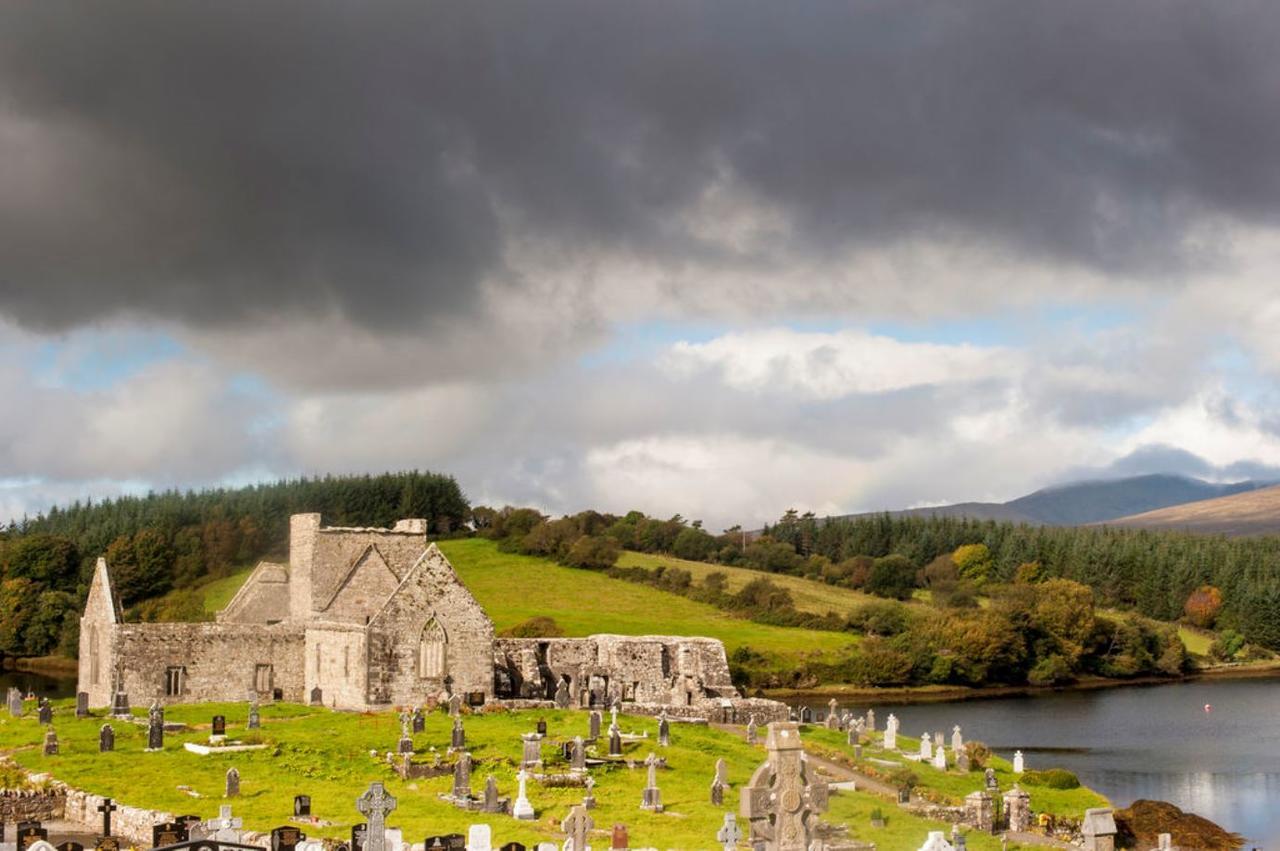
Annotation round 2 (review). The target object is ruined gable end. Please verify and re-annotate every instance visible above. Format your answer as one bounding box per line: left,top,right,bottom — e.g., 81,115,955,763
217,561,291,624
319,545,402,623
78,558,121,707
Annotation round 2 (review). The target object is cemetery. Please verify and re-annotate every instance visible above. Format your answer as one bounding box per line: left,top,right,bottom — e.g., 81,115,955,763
0,692,1154,850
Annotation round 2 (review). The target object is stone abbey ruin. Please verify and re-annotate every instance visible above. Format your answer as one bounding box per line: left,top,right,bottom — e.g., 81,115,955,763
78,513,782,720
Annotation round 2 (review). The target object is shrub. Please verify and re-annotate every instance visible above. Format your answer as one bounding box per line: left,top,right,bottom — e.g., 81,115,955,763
563,535,620,570
500,616,565,638
963,741,991,771
886,766,918,791
1021,768,1081,789
1028,653,1074,686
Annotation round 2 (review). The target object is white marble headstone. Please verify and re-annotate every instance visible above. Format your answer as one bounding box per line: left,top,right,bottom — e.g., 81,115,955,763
467,824,492,851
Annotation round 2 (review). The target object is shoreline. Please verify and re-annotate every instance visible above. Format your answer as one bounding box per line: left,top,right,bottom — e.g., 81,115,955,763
1,655,79,675
766,659,1280,705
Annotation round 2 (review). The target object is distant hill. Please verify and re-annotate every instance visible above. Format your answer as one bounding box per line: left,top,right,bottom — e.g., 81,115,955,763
843,474,1269,526
1106,483,1280,537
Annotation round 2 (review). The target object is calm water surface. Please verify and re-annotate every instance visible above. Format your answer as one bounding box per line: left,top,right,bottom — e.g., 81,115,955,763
0,668,77,700
807,677,1280,846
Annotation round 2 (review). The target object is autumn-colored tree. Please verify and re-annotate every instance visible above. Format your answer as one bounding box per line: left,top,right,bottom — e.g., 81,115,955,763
1183,585,1223,628
952,543,993,583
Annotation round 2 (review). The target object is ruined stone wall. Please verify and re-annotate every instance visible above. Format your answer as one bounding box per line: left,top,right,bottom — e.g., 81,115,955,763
366,545,494,705
318,548,402,625
113,623,305,704
216,562,290,624
304,625,368,709
308,526,428,616
288,513,320,623
77,559,119,708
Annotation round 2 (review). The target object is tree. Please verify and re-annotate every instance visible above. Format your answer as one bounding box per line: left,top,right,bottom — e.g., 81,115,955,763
563,535,620,570
1,534,78,585
952,543,993,584
1183,585,1223,628
865,555,917,600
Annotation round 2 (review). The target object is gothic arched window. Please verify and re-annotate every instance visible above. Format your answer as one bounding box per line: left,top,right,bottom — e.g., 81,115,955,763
418,618,447,679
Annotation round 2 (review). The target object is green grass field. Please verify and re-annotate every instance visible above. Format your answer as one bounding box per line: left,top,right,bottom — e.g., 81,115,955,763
438,539,856,672
200,567,259,616
615,550,883,616
0,701,1071,850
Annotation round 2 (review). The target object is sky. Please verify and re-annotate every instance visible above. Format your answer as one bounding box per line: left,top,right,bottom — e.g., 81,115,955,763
5,0,1280,531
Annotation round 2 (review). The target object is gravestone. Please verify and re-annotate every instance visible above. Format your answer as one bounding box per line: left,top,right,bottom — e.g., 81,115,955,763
608,725,622,757
657,711,670,747
147,702,164,751
212,716,227,737
610,824,628,851
1003,787,1031,833
951,726,963,753
452,752,473,801
309,687,322,706
17,822,48,850
521,734,541,769
555,680,571,709
152,822,188,848
854,744,862,760
583,775,596,810
8,687,23,717
716,814,742,851
984,768,998,792
512,769,535,820
956,749,970,773
110,691,129,718
640,752,663,812
1012,750,1024,773
424,835,463,850
76,692,89,719
271,826,305,851
588,711,601,742
571,736,586,772
412,709,425,734
866,709,875,731
351,825,368,851
226,767,241,797
448,695,462,717
746,715,758,745
466,825,491,851
920,732,932,760
248,701,261,730
482,775,502,814
356,782,397,851
883,714,897,750
825,699,839,730
535,719,547,737
710,757,728,806
561,806,593,851
42,728,58,756
57,840,85,851
294,795,312,818
798,706,812,725
498,845,526,851
451,717,466,752
38,699,52,725
847,726,858,747
932,745,947,771
208,805,244,843
918,831,955,851
385,828,404,851
740,722,829,851
98,797,118,837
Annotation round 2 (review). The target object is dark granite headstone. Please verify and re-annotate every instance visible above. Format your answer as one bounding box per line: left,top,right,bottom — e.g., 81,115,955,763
293,795,311,818
152,821,188,848
498,844,527,851
212,716,227,737
38,699,52,725
535,719,547,737
17,822,48,850
76,692,90,718
110,691,129,717
56,841,84,851
271,825,304,851
411,709,424,734
423,835,464,850
350,823,367,851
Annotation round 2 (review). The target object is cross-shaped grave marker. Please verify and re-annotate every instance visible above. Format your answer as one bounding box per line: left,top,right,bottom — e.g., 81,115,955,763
97,798,117,838
716,813,742,851
740,722,829,851
561,804,593,851
356,782,398,851
208,805,244,843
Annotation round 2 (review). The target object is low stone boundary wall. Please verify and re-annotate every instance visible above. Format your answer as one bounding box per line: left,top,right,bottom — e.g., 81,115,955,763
0,790,63,824
62,786,174,845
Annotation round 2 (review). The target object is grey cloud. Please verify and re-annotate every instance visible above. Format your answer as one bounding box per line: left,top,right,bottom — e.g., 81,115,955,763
1058,443,1280,484
3,1,1280,340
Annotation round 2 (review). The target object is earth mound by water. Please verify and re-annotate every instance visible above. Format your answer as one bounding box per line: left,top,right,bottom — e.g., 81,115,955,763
1115,799,1244,850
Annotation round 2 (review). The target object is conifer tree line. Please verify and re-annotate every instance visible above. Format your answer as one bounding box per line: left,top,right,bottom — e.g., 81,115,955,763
0,472,468,658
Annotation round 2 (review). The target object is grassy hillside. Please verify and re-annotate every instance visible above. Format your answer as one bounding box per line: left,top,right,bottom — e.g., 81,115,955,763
616,549,883,616
1107,483,1280,537
438,539,856,672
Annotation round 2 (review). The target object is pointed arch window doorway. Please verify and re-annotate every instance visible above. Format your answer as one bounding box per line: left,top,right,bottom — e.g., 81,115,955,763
418,618,447,679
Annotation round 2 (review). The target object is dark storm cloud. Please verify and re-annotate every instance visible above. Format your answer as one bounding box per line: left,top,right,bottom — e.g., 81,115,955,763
3,0,1280,332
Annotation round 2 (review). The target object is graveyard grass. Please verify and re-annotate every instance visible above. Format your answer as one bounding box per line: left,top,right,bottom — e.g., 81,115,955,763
1,701,1079,850
437,539,856,673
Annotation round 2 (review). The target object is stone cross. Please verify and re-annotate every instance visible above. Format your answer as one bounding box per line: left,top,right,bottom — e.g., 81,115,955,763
562,805,593,851
951,726,963,753
98,798,117,837
716,813,742,851
583,775,596,810
466,824,492,851
934,731,944,750
512,769,535,820
640,753,663,812
740,722,829,851
209,805,243,842
1012,750,1024,773
226,767,240,797
883,714,897,750
920,732,932,760
356,782,397,851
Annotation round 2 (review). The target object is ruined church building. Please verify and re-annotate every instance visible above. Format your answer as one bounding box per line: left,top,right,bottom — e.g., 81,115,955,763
79,514,778,718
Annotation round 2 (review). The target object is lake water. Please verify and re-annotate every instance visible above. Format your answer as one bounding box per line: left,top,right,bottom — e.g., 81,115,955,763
0,668,77,700
806,677,1280,847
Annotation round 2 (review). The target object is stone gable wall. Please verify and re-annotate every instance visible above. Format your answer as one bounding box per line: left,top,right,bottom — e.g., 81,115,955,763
78,559,120,708
309,529,427,617
113,623,305,704
216,562,290,624
318,548,401,625
366,546,494,705
304,625,368,709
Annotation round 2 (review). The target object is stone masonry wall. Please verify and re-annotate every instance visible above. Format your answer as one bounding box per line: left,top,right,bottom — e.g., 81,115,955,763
367,545,494,705
308,527,428,617
77,559,120,708
217,562,290,624
304,625,368,709
114,623,305,704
